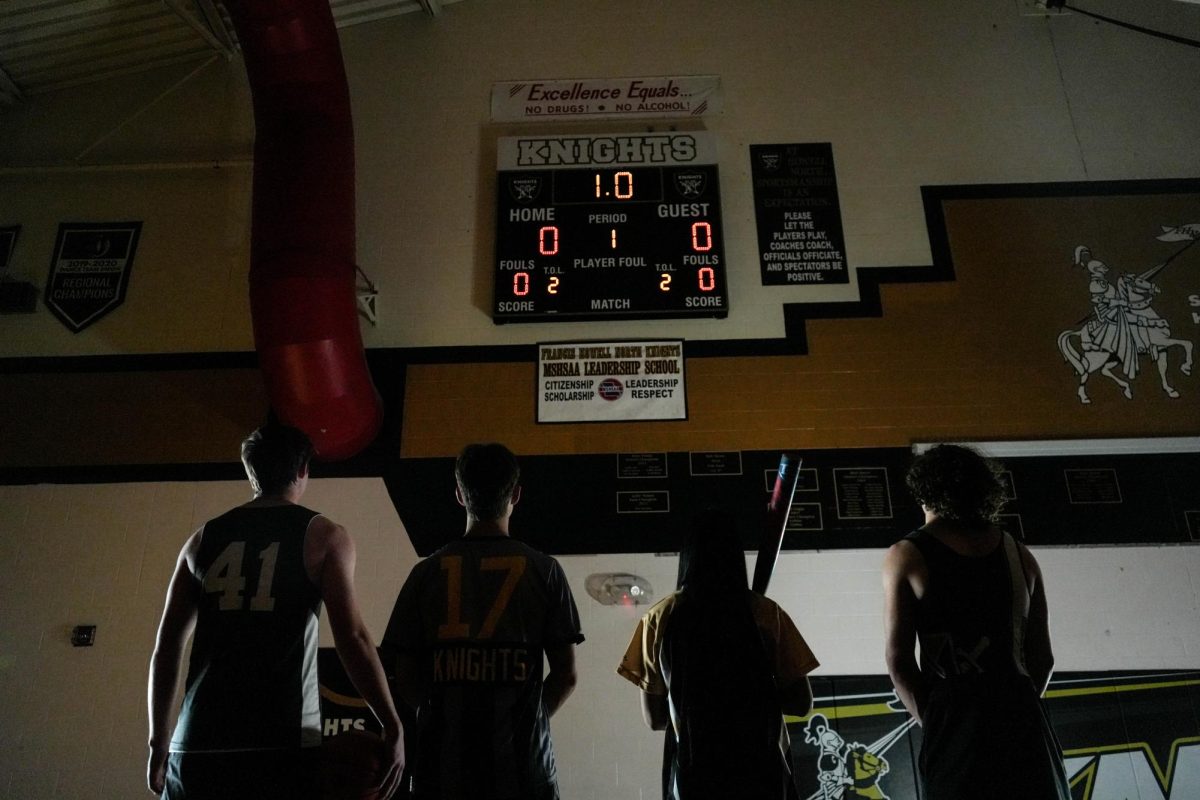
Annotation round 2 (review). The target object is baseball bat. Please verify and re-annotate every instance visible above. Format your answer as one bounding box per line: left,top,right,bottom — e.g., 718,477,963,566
752,453,801,595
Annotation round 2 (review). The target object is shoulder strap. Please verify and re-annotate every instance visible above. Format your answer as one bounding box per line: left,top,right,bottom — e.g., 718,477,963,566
1002,532,1031,676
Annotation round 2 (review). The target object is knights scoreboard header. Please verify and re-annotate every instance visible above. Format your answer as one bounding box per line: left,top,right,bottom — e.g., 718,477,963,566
494,132,728,324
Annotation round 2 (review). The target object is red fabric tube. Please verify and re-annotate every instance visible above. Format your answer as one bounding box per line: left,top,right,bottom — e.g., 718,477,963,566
226,0,381,460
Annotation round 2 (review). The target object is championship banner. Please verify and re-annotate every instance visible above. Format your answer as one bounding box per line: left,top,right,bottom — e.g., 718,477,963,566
44,221,142,333
492,75,721,122
537,339,686,423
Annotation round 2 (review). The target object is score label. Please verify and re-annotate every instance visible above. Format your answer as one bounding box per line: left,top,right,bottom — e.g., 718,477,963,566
494,133,728,323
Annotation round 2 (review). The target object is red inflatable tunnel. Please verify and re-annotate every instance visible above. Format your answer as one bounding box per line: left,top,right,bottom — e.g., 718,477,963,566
226,0,381,460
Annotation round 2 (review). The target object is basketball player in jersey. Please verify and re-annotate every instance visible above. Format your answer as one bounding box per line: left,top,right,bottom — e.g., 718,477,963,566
147,423,405,799
882,444,1070,800
383,443,584,800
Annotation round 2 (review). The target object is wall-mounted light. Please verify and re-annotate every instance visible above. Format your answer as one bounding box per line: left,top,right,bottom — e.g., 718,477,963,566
585,573,654,606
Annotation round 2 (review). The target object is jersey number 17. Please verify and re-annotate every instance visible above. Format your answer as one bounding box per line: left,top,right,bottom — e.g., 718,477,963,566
438,555,526,640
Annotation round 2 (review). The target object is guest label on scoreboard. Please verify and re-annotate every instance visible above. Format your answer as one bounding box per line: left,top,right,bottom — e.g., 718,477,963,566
750,143,849,286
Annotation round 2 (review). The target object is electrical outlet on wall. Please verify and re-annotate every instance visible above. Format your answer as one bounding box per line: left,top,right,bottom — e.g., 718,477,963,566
71,625,96,647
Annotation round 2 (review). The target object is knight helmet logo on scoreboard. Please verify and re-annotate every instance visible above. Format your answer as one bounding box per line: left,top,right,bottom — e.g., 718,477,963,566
674,171,706,198
508,176,544,203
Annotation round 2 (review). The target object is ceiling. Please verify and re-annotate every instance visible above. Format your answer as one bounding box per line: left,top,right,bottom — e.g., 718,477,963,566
4,1,1197,108
0,0,459,105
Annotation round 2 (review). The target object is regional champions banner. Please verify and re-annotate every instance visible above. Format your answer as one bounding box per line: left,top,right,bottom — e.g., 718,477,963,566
492,75,721,122
538,340,686,423
44,221,142,333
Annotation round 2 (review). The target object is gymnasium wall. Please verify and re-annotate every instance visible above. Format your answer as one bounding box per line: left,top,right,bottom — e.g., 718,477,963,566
2,476,1197,799
3,1,1199,357
1,1,1199,798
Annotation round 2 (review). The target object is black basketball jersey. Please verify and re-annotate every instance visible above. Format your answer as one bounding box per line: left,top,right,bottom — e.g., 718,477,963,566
905,530,1072,799
384,536,584,800
905,528,1031,680
171,504,323,752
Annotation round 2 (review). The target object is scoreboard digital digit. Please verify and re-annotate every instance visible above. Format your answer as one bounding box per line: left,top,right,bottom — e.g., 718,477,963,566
494,132,728,323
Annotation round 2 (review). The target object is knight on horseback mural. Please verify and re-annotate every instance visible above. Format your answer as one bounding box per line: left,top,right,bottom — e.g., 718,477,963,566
1077,246,1137,379
1058,225,1197,404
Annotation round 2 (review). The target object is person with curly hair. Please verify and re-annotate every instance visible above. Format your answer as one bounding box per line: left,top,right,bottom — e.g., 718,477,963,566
882,444,1070,800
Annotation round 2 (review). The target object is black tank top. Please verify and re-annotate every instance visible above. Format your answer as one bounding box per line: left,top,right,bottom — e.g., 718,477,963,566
171,503,323,751
905,528,1030,681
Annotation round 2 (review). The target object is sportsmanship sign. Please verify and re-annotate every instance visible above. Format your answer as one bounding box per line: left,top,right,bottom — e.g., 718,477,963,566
750,143,849,286
538,339,686,423
492,75,721,122
44,222,142,332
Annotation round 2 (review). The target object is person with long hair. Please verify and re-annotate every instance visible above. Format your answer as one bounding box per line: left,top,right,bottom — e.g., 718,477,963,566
618,510,818,800
882,444,1070,800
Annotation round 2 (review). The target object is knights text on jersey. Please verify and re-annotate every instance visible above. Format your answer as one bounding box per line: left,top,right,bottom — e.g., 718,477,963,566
170,504,323,752
383,536,584,800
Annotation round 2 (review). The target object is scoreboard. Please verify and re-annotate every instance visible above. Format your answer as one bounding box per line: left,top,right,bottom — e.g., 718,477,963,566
494,132,728,323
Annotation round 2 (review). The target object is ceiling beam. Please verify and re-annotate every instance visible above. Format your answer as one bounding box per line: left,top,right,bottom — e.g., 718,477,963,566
193,0,238,52
0,63,25,105
161,0,235,59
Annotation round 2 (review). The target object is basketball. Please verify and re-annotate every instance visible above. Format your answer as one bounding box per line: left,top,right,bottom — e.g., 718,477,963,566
322,729,387,800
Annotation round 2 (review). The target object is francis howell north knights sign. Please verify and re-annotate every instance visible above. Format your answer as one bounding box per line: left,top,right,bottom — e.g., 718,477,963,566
44,222,142,333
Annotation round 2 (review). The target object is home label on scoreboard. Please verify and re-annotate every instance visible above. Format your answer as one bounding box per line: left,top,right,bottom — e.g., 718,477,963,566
494,132,728,323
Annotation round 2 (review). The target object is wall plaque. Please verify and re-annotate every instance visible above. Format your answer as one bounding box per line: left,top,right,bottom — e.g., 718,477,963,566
689,451,742,476
766,466,819,493
618,452,668,479
834,467,893,520
1065,468,1123,504
617,491,670,514
785,502,824,532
